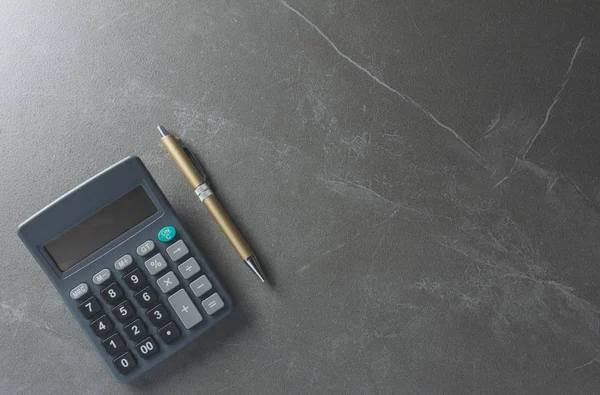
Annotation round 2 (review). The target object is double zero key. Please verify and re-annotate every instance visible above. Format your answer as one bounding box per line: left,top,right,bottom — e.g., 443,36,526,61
136,336,159,359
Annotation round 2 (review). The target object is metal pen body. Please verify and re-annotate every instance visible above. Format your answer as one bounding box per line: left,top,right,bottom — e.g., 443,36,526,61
158,126,266,282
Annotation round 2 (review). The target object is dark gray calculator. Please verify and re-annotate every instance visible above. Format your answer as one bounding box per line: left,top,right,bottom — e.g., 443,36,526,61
17,156,232,383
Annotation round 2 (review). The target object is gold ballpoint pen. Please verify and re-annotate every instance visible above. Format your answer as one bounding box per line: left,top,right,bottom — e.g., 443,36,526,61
157,125,266,283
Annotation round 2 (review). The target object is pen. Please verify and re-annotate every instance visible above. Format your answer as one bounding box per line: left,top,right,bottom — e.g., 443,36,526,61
157,125,266,283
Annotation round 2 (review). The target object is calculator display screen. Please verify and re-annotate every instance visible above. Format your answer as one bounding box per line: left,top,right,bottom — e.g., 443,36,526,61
45,186,157,272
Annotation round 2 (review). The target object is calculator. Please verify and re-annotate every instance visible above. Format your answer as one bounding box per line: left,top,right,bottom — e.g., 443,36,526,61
17,156,232,383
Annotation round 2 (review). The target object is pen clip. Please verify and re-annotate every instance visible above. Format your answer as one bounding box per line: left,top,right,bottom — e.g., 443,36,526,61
177,138,210,185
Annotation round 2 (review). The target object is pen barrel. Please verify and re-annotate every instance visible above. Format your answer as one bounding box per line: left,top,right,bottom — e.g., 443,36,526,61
160,135,204,188
202,195,253,260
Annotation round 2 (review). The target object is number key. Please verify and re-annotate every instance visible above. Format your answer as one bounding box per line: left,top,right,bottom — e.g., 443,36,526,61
113,351,137,375
123,319,147,342
134,286,158,308
135,336,159,359
147,304,170,327
100,282,124,305
123,268,147,291
112,300,135,323
102,333,125,356
90,315,113,338
78,296,101,319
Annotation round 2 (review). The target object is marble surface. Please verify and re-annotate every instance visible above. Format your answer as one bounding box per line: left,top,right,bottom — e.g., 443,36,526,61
1,0,599,393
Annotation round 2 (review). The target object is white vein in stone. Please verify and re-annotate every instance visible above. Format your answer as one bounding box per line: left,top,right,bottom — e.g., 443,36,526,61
279,0,485,164
520,37,585,158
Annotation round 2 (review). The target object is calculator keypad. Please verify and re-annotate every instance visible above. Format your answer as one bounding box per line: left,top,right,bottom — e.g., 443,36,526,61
123,268,147,291
100,282,124,305
202,293,225,315
72,228,229,379
166,240,189,261
190,275,212,298
114,254,133,271
156,271,180,293
112,300,135,323
158,322,181,344
147,304,170,327
114,352,137,374
102,333,125,356
124,319,148,342
91,315,113,338
78,296,101,318
135,336,159,359
168,289,203,329
92,268,111,285
70,283,89,300
178,258,200,279
136,240,155,257
134,286,158,308
144,253,168,275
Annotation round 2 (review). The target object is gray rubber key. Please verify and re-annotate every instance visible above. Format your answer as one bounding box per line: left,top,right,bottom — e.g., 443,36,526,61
168,289,203,329
177,257,201,279
92,268,111,285
201,293,224,315
156,271,180,293
144,253,168,276
114,255,133,271
166,240,189,262
190,275,212,298
70,283,89,300
136,240,155,257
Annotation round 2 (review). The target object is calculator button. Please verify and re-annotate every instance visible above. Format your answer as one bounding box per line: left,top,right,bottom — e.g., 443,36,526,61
134,286,158,308
190,275,212,298
136,240,155,257
144,253,168,276
92,268,111,285
91,315,113,338
168,289,203,329
114,351,137,375
158,322,181,344
135,336,159,359
178,258,201,279
166,240,189,262
157,226,177,243
70,283,89,300
100,282,124,305
78,296,101,319
156,271,180,293
202,293,225,315
123,268,147,291
112,300,135,323
124,319,148,342
114,254,133,271
147,304,170,327
102,333,125,356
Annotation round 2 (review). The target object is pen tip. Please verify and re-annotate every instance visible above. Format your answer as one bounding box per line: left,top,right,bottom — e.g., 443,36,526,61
244,256,267,283
157,125,168,137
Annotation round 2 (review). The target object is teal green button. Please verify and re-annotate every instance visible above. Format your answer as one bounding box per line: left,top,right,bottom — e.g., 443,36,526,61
158,226,176,242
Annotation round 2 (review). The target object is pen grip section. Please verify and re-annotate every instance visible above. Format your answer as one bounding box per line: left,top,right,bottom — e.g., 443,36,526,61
203,195,253,260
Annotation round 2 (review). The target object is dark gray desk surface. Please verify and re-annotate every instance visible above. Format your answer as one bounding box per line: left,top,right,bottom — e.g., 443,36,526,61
1,0,599,393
